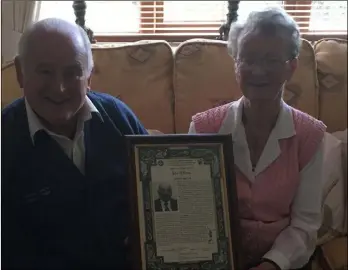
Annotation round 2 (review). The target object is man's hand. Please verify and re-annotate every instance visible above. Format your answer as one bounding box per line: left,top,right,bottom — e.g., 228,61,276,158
249,261,278,270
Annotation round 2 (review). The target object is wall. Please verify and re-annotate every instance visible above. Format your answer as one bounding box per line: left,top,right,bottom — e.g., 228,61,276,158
1,1,21,64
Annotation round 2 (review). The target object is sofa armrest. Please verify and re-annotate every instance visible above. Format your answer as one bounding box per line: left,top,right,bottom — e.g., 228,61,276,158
316,236,347,270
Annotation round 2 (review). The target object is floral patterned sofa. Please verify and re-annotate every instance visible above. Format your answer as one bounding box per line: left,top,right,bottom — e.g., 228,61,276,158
2,38,347,270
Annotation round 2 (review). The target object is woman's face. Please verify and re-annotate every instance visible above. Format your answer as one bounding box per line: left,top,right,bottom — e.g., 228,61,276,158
234,33,297,101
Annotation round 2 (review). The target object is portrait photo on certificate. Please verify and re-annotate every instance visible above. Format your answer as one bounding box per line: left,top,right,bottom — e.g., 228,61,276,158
126,134,240,270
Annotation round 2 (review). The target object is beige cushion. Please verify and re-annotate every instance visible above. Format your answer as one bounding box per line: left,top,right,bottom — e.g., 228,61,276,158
332,129,348,233
91,41,175,133
319,237,347,270
173,39,242,133
283,39,319,118
317,132,346,245
1,62,22,108
314,39,347,133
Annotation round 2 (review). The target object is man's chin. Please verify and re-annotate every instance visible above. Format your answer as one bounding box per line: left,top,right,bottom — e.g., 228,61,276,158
41,114,76,127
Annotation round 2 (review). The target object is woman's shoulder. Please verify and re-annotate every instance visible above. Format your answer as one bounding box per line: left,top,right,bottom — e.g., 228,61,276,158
291,107,326,136
191,101,236,133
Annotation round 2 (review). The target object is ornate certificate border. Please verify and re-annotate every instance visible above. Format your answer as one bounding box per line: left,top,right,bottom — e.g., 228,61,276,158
126,135,240,270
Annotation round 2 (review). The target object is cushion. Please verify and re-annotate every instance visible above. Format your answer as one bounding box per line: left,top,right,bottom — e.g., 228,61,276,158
173,39,242,133
317,132,345,245
332,129,348,233
91,41,175,134
314,39,347,133
283,39,319,118
319,237,347,270
1,62,22,108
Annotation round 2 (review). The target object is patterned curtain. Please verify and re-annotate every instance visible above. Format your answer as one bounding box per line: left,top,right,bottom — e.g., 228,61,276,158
12,0,41,33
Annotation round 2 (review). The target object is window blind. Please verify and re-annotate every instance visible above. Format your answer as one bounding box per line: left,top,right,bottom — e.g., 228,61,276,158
38,0,347,38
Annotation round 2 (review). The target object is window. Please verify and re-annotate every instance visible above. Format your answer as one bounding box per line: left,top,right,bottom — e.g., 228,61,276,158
38,1,347,42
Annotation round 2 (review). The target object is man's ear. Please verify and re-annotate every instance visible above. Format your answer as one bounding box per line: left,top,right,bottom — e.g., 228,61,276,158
14,56,24,88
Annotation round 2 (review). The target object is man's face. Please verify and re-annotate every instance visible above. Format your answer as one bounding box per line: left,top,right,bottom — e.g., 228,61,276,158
158,185,172,202
15,30,91,127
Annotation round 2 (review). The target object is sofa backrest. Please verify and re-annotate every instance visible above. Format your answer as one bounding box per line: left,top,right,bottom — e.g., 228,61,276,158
1,38,347,133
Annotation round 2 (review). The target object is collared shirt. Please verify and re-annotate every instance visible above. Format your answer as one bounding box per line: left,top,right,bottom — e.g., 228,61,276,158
25,97,100,174
189,98,324,270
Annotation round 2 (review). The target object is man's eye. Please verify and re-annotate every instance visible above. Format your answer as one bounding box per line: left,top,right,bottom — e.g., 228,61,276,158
65,69,82,78
39,69,52,75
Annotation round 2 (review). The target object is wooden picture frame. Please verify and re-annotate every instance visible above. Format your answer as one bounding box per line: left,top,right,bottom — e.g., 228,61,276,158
126,134,241,270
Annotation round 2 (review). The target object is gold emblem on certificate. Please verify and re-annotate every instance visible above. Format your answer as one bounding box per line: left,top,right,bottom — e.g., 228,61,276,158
126,134,240,270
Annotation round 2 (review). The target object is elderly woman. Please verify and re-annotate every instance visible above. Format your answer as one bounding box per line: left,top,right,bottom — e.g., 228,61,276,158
188,8,325,270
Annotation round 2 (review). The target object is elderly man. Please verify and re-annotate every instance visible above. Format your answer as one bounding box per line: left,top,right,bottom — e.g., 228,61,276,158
154,183,178,212
2,18,147,269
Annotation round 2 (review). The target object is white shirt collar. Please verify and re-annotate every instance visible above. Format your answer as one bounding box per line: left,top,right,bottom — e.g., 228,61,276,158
25,96,99,143
220,97,296,141
219,97,296,179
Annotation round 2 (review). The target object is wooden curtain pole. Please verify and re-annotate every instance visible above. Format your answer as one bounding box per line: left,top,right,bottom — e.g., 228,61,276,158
72,0,96,43
218,1,240,41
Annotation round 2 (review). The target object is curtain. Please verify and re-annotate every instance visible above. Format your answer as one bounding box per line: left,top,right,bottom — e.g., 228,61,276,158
12,0,41,33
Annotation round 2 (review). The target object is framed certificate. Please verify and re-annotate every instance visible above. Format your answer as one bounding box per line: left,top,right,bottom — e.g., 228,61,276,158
126,134,240,270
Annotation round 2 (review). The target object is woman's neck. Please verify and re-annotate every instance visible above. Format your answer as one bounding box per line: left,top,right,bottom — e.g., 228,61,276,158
242,97,281,131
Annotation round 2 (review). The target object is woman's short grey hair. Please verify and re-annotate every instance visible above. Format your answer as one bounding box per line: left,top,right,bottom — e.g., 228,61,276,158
18,18,94,77
227,7,302,59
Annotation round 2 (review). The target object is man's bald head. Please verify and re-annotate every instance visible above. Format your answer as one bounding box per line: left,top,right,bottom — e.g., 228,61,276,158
157,183,172,202
18,18,94,76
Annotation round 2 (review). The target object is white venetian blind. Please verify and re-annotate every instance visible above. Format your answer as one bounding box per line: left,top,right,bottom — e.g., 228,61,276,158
38,1,347,37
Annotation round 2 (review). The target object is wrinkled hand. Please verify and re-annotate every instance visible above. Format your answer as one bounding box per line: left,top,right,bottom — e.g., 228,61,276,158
249,261,278,270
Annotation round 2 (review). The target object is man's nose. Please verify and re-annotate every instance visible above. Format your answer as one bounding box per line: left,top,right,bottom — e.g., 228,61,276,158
52,75,67,92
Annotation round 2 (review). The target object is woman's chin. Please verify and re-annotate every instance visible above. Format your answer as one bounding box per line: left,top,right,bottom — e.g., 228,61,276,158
244,88,280,101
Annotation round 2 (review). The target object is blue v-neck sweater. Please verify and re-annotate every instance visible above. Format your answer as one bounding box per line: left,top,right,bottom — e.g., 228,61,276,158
2,91,148,269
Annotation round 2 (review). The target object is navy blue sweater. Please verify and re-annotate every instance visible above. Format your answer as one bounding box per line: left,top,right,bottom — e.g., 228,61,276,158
2,91,148,270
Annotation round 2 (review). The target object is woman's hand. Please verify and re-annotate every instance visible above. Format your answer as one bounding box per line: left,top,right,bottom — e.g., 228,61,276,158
249,261,278,270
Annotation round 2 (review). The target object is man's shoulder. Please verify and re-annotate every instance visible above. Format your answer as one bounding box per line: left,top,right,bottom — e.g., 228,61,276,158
88,91,124,107
88,91,148,135
88,91,135,118
2,98,26,129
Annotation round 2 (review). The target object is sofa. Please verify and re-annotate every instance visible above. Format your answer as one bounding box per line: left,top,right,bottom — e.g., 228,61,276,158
2,38,347,270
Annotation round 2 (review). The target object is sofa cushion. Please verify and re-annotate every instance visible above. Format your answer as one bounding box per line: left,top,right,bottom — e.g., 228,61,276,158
314,39,347,133
319,237,347,270
332,129,348,233
91,41,175,133
317,132,346,245
1,62,22,108
283,39,319,118
173,39,242,133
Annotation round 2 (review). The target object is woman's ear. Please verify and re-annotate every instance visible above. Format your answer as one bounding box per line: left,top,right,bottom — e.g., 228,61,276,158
286,57,298,81
14,56,24,89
